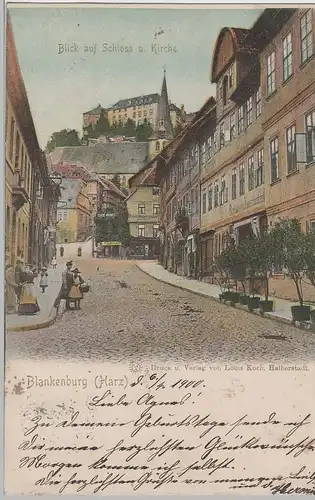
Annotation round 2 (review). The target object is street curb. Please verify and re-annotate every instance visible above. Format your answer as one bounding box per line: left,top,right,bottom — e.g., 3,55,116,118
136,263,314,333
6,300,66,333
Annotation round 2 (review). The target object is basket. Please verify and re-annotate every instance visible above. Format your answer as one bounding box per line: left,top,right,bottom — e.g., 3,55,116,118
80,283,90,293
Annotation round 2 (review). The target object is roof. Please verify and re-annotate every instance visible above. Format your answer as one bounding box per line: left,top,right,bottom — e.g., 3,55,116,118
48,143,149,175
169,103,181,114
110,93,160,110
126,163,157,200
59,178,83,209
83,104,105,116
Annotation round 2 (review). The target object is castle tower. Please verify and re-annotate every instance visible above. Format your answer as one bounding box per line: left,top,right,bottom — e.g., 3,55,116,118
148,70,174,160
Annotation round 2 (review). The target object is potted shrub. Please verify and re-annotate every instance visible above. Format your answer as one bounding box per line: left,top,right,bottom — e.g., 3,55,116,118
214,255,233,302
237,237,261,312
303,229,315,322
254,230,275,313
270,219,311,323
224,240,247,304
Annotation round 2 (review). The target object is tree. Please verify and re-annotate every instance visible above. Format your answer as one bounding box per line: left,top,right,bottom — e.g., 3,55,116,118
124,118,136,138
94,109,110,138
46,129,81,152
304,229,315,289
95,204,130,245
270,218,309,306
135,120,153,142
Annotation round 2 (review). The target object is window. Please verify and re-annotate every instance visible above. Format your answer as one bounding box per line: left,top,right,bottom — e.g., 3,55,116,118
138,224,145,237
133,112,136,118
57,211,62,221
153,224,159,238
153,204,160,215
220,176,228,204
208,184,213,211
267,51,276,96
239,163,245,195
255,87,262,118
230,113,236,140
301,10,313,64
223,75,228,106
248,156,255,191
219,122,225,149
214,181,219,208
207,136,213,159
213,128,218,152
201,142,206,164
138,204,145,215
286,124,296,173
138,111,142,117
256,149,264,187
9,118,15,160
310,220,315,233
195,187,199,213
63,211,68,221
283,32,293,81
218,86,223,100
238,106,245,134
153,187,160,196
306,110,315,163
156,142,160,152
229,65,234,88
246,97,253,127
270,137,279,183
194,143,199,165
202,190,207,214
231,168,237,200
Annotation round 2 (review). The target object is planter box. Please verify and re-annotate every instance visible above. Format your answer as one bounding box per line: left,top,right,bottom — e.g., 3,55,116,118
230,292,240,304
310,310,315,322
247,296,261,312
239,294,249,305
291,305,311,322
259,300,274,313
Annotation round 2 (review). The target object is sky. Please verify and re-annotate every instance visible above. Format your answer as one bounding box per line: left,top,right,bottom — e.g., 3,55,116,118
8,5,262,149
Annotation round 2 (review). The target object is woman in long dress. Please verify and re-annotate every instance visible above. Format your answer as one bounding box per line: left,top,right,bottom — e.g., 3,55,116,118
68,268,84,310
18,269,40,315
39,268,48,293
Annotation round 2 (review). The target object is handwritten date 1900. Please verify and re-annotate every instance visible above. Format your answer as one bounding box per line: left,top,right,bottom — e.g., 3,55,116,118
130,372,204,393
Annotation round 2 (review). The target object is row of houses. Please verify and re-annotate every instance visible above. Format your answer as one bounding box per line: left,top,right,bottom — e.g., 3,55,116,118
5,16,61,269
131,8,315,288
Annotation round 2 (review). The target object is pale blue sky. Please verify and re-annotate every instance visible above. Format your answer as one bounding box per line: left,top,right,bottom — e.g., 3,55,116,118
8,6,262,148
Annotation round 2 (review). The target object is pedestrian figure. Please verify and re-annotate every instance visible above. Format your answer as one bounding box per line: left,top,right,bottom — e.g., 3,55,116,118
51,256,57,269
39,267,48,293
77,246,82,257
18,268,40,315
5,265,18,314
14,260,23,286
54,261,73,310
60,245,64,257
68,268,84,310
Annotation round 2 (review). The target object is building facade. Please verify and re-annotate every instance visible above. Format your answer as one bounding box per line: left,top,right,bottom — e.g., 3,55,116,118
6,16,59,269
56,179,91,244
127,166,161,258
156,97,216,278
83,93,183,132
199,8,315,283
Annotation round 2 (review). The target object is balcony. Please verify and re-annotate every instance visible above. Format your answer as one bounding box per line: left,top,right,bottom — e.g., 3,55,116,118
175,207,189,229
12,172,29,211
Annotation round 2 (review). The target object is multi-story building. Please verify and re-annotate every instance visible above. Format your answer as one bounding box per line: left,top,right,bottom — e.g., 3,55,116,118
83,88,184,133
199,8,315,284
156,97,216,277
6,15,59,269
127,165,161,258
56,179,91,244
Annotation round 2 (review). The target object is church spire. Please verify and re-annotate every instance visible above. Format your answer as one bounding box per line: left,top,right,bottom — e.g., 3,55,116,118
152,70,173,140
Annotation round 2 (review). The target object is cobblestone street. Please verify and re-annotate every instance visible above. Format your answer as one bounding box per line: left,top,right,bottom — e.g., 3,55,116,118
6,259,315,364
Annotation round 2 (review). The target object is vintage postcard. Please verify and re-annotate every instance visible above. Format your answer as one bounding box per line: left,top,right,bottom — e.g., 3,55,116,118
4,3,315,495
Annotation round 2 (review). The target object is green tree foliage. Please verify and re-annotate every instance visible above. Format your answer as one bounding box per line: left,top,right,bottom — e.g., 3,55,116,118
135,119,153,142
95,204,130,245
46,129,81,152
94,109,111,137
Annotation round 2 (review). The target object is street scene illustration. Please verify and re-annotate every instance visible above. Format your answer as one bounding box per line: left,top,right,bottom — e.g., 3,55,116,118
5,5,315,364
